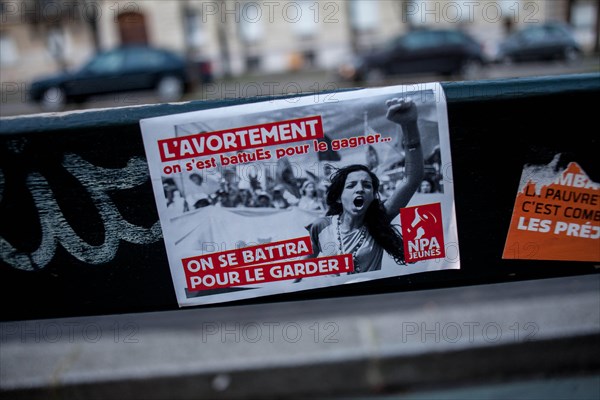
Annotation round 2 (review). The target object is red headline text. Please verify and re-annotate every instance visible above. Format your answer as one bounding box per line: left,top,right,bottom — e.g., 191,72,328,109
159,116,323,162
186,254,353,291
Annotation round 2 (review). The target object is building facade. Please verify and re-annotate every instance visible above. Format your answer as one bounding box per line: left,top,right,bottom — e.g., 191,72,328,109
1,0,598,89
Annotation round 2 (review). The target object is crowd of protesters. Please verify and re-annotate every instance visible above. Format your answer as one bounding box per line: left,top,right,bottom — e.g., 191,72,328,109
163,162,441,215
163,172,329,213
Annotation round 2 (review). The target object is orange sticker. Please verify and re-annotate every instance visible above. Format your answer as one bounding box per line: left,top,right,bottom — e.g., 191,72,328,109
503,159,600,262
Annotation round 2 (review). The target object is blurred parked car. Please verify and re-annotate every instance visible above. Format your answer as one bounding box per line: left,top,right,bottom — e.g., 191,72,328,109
337,29,487,83
495,22,582,64
29,45,207,111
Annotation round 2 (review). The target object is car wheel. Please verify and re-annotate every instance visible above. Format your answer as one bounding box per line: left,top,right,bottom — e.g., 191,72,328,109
40,86,66,112
459,59,483,80
364,68,386,85
563,47,581,64
157,76,184,102
500,55,514,66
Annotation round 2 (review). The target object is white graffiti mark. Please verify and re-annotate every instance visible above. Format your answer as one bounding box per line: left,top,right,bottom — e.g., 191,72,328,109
1,154,162,271
0,168,3,203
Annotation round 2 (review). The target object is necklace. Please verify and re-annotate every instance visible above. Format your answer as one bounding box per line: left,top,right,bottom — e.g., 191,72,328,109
336,215,367,273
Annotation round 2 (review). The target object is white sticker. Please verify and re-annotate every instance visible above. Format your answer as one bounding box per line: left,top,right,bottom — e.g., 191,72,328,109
140,83,460,306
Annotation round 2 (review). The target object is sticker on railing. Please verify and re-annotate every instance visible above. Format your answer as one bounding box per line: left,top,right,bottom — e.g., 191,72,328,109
139,83,460,306
503,154,600,262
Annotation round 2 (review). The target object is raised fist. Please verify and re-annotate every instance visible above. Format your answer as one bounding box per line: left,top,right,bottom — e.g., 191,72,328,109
385,97,418,125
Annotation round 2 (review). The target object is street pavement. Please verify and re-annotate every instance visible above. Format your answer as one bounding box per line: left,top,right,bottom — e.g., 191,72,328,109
1,56,598,118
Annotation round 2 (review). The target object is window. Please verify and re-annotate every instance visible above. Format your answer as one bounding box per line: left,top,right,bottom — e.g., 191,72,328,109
239,1,264,43
292,0,319,38
403,31,440,50
184,7,206,48
445,31,467,45
0,33,18,66
350,0,379,31
85,51,125,74
124,48,166,69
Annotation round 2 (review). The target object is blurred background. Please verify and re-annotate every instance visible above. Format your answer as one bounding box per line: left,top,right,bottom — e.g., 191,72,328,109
1,0,599,116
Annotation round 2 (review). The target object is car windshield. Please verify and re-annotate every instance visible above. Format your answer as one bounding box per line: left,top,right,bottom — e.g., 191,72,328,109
402,31,444,50
124,48,168,70
381,36,404,52
517,24,572,42
380,30,470,53
83,51,125,74
447,31,474,45
520,27,547,41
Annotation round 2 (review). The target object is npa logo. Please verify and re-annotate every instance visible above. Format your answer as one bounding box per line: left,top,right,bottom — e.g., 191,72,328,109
400,203,445,263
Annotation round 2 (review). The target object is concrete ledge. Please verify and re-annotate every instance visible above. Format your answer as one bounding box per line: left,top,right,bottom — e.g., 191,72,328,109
2,273,599,399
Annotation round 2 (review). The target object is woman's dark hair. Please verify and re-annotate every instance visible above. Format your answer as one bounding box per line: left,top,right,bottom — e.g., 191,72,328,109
419,176,435,193
326,164,405,265
189,173,203,185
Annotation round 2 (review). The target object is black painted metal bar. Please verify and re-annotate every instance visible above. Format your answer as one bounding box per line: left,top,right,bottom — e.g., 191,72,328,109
1,73,599,321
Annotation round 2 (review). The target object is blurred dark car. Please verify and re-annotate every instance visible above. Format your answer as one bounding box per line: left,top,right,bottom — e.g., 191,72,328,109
496,22,582,64
337,29,487,82
29,45,206,111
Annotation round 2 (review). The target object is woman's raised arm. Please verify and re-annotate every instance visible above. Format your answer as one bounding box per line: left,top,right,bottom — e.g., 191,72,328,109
382,98,425,222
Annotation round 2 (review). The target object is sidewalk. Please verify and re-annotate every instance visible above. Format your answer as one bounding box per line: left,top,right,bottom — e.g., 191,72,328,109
2,274,599,399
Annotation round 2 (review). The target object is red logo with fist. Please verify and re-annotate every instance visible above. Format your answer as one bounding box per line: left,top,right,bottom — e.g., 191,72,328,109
400,203,445,263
